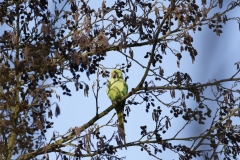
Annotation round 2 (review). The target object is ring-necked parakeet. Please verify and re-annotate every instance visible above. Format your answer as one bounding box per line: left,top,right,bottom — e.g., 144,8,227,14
106,69,128,149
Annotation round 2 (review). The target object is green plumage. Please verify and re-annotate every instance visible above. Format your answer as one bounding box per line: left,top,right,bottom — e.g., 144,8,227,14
106,69,128,149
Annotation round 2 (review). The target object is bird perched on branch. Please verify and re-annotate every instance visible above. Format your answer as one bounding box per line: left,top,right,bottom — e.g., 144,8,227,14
106,69,128,149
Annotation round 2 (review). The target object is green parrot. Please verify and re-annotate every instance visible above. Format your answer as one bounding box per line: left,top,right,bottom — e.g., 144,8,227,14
106,69,128,149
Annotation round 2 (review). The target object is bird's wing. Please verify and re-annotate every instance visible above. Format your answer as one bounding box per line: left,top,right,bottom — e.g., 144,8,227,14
107,78,127,102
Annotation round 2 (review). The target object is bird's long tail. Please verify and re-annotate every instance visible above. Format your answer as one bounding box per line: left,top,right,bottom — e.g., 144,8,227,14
116,105,127,150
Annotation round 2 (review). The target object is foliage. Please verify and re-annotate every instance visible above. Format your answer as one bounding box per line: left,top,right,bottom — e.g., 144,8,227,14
0,0,240,159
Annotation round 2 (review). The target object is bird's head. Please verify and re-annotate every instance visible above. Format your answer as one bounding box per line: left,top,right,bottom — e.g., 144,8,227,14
111,69,123,79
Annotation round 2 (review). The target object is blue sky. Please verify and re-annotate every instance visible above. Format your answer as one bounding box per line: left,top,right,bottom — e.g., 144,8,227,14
42,1,240,159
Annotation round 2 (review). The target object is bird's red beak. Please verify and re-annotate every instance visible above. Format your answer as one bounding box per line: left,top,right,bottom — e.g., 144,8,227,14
112,72,115,78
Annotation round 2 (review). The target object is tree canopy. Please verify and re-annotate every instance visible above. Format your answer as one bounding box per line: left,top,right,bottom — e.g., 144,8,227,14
0,0,240,159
